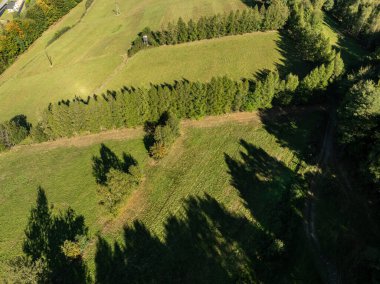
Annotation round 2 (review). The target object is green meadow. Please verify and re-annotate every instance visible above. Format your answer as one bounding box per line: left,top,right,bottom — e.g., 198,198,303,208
0,109,323,278
0,0,248,122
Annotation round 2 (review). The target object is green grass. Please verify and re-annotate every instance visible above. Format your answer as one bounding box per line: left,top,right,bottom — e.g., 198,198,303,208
106,32,284,89
0,110,324,280
322,14,368,65
0,139,149,273
0,0,248,122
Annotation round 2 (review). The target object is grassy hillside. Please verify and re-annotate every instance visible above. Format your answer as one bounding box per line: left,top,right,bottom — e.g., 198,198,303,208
0,0,248,122
105,32,283,89
0,109,324,280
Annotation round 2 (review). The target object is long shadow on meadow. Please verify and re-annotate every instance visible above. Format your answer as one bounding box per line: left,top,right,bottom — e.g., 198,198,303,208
259,107,327,165
94,141,319,283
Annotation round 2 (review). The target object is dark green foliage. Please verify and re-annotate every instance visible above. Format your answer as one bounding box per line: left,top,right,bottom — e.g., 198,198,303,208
92,144,142,212
98,167,143,213
0,115,31,151
39,54,343,139
330,0,380,49
23,187,89,283
92,143,137,185
41,76,251,138
128,4,289,56
338,79,380,189
299,52,344,102
288,0,333,63
147,112,180,159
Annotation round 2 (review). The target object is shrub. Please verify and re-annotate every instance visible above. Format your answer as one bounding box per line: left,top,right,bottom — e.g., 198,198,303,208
148,112,180,160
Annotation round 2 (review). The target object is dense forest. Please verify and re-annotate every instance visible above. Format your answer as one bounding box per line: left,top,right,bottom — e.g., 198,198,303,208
328,0,380,49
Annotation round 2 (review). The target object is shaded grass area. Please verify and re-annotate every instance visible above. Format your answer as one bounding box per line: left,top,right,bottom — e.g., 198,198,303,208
315,168,380,283
0,139,149,274
0,110,324,280
90,110,325,281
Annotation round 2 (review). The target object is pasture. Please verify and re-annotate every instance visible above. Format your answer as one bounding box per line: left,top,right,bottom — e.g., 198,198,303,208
0,109,324,280
0,0,248,122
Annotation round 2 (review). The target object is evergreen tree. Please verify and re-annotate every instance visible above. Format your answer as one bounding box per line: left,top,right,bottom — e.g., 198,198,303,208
177,17,188,43
187,19,198,41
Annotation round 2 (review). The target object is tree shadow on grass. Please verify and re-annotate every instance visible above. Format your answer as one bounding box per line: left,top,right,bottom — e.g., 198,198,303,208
23,187,89,283
92,144,137,185
259,107,327,166
274,31,315,78
94,141,319,283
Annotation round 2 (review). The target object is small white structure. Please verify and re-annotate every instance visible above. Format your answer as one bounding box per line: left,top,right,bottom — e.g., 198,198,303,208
7,0,24,13
142,35,149,46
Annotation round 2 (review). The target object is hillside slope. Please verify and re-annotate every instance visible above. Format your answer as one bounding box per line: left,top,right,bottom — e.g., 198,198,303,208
0,0,248,122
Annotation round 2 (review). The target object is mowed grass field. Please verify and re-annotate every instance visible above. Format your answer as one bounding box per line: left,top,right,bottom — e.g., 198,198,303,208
0,0,249,122
0,110,324,279
105,32,283,89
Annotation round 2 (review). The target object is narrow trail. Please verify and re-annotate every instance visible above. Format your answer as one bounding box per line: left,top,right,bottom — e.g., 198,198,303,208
305,109,340,284
92,54,129,94
4,112,260,155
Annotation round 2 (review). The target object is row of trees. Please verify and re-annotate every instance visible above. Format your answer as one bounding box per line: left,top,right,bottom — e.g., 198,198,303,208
128,0,289,56
287,0,333,63
0,0,82,74
328,0,380,49
36,52,343,139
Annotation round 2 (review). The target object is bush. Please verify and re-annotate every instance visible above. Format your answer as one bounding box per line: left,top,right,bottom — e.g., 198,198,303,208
148,112,180,160
30,122,49,143
98,167,143,213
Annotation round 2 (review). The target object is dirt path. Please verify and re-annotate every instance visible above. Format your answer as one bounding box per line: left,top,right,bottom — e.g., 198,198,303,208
92,53,129,94
305,109,340,284
5,112,260,155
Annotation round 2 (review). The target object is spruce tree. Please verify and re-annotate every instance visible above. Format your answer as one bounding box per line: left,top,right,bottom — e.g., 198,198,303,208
177,17,188,43
187,19,198,41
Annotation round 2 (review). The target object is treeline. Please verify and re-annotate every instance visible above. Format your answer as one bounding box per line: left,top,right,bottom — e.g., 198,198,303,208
0,0,82,74
128,0,289,56
287,0,333,63
338,77,380,189
332,61,380,282
38,52,343,139
328,0,380,49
